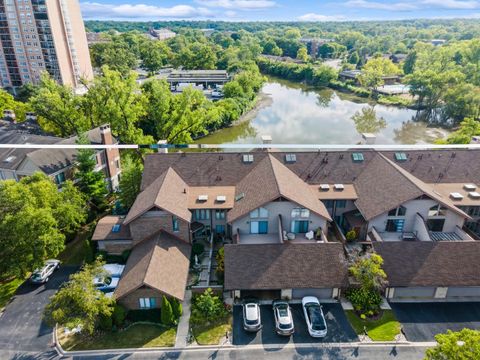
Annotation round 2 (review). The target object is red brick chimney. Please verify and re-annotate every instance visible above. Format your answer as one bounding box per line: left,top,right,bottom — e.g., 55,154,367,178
100,124,121,190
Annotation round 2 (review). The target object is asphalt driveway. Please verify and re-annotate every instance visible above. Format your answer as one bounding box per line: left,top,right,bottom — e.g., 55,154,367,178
391,302,480,342
233,303,358,345
0,266,77,354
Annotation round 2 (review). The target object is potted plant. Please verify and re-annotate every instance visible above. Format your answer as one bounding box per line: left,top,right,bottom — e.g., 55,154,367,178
315,227,322,240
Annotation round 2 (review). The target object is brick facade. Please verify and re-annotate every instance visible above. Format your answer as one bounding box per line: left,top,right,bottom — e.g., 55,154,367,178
117,286,166,310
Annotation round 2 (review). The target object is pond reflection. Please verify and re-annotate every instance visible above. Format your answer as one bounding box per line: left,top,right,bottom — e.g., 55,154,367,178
197,78,449,146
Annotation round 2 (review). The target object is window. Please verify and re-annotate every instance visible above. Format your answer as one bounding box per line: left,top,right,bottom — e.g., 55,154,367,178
215,210,226,220
291,208,310,218
250,221,268,234
250,207,268,218
291,220,309,233
172,216,179,232
385,219,405,232
55,172,65,184
427,219,445,232
194,209,210,220
323,200,334,209
139,298,156,309
115,159,120,169
215,224,225,235
388,206,407,217
352,153,364,162
428,204,447,217
112,224,121,233
336,200,347,209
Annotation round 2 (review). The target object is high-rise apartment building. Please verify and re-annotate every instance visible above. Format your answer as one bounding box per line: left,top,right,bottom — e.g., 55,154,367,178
0,0,93,90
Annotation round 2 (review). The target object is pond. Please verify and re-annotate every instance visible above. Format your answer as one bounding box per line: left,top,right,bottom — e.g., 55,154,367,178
196,78,449,147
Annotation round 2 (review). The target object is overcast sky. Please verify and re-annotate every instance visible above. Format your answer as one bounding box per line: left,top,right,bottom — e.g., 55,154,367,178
80,0,480,21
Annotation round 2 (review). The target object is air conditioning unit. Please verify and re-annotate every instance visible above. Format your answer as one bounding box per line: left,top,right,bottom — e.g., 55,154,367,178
216,195,226,202
464,184,477,191
468,192,480,199
450,192,464,200
320,184,330,191
334,184,345,191
198,194,208,201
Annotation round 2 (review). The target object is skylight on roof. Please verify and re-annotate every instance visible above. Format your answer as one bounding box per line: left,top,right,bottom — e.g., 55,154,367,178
3,156,16,163
235,192,245,201
112,224,121,233
285,154,296,163
395,152,407,161
352,153,364,162
242,154,254,163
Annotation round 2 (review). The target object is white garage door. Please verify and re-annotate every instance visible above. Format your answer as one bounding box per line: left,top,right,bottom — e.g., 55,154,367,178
292,288,333,299
393,287,436,299
447,287,480,298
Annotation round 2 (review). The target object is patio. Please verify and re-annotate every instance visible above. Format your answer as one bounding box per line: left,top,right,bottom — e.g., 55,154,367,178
238,233,325,245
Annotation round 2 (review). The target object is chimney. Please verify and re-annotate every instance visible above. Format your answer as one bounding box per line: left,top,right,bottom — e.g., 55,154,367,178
361,133,376,145
261,135,272,145
157,140,168,154
100,124,113,145
471,136,480,145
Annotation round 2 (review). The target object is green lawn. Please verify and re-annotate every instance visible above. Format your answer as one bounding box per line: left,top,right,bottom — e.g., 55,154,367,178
59,227,95,265
345,310,401,341
191,315,232,345
0,277,25,310
58,323,176,350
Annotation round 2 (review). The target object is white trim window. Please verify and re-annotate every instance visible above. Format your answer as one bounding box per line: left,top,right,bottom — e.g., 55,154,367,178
291,208,310,218
139,297,156,309
250,207,268,218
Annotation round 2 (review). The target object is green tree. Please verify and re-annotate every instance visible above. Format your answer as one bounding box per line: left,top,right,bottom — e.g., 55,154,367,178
425,329,480,360
75,134,108,209
161,296,175,325
0,89,27,122
440,117,480,144
140,79,173,139
140,41,170,76
174,42,217,70
262,39,282,56
193,288,226,321
44,259,114,335
403,51,417,74
349,253,387,291
0,173,86,279
90,41,138,76
359,57,402,91
296,47,309,62
348,51,360,65
118,156,143,209
171,298,183,320
442,84,480,123
285,28,301,40
29,74,88,136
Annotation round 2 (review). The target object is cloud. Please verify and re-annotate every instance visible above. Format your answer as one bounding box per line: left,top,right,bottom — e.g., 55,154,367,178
298,13,346,21
80,2,213,19
194,0,276,9
421,0,479,9
345,0,418,11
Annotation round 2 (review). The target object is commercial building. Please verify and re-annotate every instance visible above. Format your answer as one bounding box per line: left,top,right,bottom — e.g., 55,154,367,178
0,0,93,91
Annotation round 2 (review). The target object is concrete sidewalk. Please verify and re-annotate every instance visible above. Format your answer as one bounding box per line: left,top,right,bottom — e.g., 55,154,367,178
174,289,192,348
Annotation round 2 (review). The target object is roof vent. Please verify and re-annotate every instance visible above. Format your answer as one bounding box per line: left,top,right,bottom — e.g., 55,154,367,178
242,154,254,163
320,184,330,191
334,184,345,191
468,192,480,199
285,154,296,163
235,193,245,202
450,192,464,200
216,195,226,202
112,224,121,233
198,194,208,201
464,184,476,191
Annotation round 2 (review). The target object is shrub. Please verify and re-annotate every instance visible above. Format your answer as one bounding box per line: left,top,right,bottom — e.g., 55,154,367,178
192,243,205,256
97,313,113,331
121,249,131,263
112,304,127,327
346,287,383,314
161,296,175,325
346,230,357,242
126,308,162,323
192,288,226,323
171,298,183,320
215,247,225,282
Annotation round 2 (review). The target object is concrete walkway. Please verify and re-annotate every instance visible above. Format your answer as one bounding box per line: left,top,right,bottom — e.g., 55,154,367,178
174,289,192,348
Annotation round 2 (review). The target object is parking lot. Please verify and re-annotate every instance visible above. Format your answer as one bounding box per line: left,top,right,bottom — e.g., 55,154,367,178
233,303,358,345
391,302,480,342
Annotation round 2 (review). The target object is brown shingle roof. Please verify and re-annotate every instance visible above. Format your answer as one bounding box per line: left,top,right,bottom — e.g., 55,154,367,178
91,216,131,241
227,155,331,222
224,243,348,290
374,241,480,287
114,231,191,301
124,167,190,224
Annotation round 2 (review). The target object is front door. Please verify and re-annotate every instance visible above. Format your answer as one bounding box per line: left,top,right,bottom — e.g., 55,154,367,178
250,221,268,234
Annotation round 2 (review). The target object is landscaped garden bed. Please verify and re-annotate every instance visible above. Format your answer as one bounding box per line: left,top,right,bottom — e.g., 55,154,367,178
345,310,401,341
58,323,176,350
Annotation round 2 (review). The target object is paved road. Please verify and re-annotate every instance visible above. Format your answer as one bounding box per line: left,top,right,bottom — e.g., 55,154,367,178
0,266,77,359
391,302,480,342
60,344,429,359
233,304,358,345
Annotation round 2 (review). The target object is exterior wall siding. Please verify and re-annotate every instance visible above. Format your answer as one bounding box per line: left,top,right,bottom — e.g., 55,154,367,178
97,240,132,254
232,200,328,235
129,212,190,245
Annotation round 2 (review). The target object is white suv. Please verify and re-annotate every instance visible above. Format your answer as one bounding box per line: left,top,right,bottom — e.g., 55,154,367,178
302,296,327,338
30,260,60,284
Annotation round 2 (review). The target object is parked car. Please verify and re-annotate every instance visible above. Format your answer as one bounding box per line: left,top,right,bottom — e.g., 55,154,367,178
272,300,294,336
302,296,327,338
25,112,37,121
93,276,119,292
3,109,15,121
102,264,125,277
243,301,262,332
30,259,60,284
